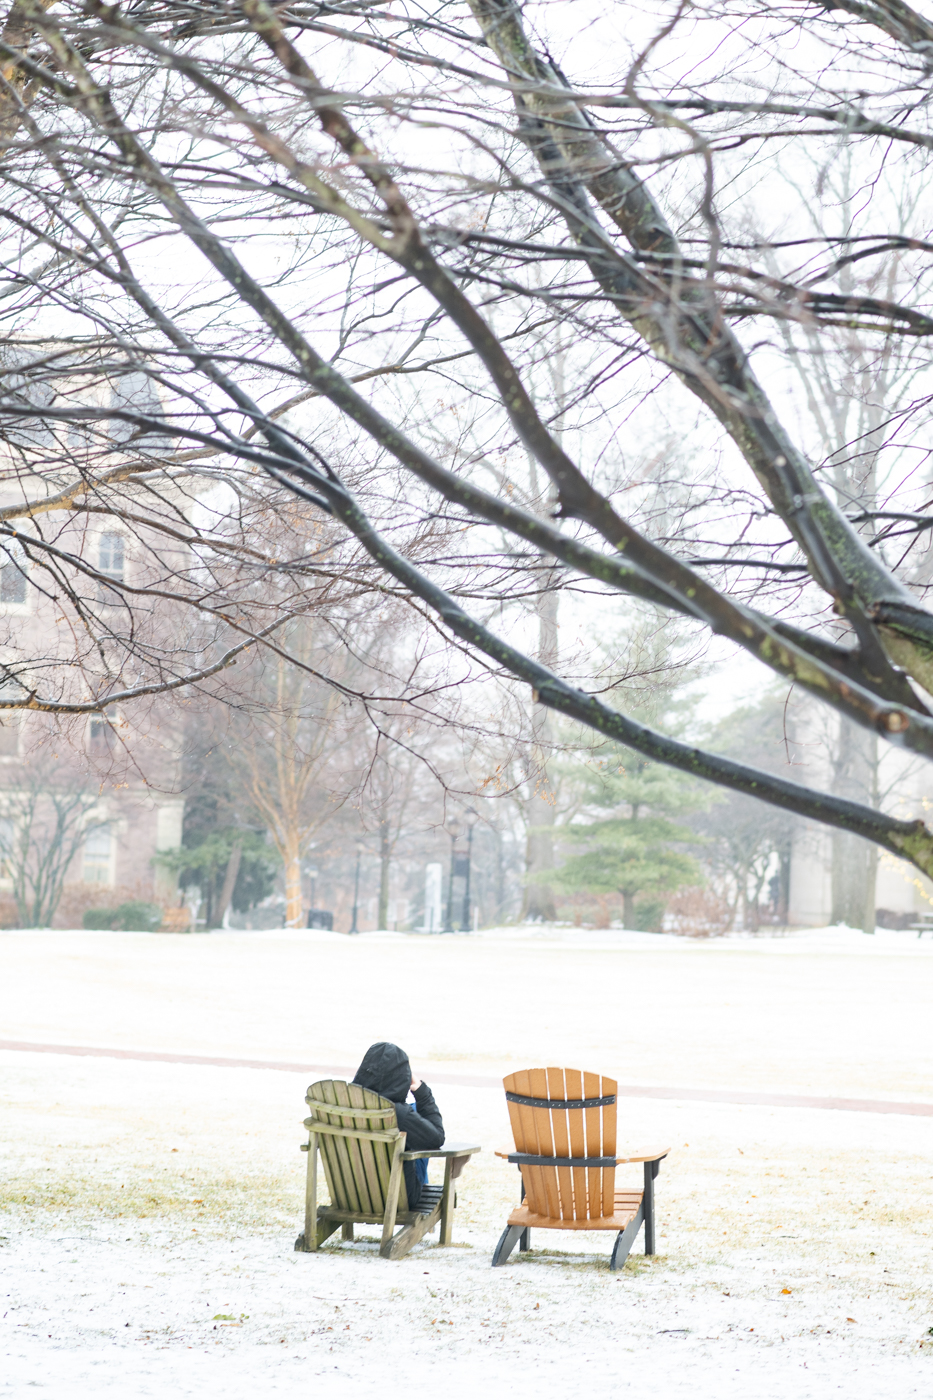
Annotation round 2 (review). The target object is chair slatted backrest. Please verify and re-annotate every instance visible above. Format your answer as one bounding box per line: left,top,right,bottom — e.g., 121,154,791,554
306,1079,409,1216
504,1067,617,1221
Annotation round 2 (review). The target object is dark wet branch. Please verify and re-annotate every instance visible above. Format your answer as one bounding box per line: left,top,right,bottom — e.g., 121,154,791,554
688,556,810,574
271,446,933,883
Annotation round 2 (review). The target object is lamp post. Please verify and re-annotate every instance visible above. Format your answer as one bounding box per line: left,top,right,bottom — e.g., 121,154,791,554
461,809,478,931
444,817,461,932
349,839,363,934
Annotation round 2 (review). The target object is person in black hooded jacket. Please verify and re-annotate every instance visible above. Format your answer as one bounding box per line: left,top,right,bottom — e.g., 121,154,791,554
352,1042,444,1209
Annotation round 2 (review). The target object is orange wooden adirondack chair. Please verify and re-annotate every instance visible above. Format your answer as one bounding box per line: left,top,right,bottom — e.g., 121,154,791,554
493,1068,669,1270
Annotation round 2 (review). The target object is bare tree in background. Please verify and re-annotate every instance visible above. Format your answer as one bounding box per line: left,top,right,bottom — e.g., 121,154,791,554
356,715,436,930
4,0,933,890
763,163,933,929
226,621,359,927
698,696,803,931
0,754,99,925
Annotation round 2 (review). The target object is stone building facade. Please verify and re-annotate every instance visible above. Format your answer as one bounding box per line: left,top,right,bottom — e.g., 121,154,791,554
0,357,190,926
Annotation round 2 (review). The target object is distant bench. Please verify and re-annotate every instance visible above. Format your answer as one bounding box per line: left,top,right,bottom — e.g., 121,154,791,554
908,914,933,939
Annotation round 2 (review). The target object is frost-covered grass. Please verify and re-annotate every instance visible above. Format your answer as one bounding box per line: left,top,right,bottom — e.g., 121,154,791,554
1,927,932,1397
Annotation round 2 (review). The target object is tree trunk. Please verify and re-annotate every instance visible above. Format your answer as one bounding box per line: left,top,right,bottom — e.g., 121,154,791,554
214,841,242,929
283,836,303,928
378,817,390,929
776,839,791,925
495,825,505,922
524,809,556,920
748,866,769,932
831,716,878,932
738,875,751,933
522,550,559,922
622,889,636,928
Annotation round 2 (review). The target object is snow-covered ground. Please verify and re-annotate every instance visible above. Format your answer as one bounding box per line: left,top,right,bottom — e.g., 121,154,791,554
1,926,932,1397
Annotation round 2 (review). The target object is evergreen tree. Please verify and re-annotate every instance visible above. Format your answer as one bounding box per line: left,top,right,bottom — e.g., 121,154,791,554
549,751,702,928
155,828,277,928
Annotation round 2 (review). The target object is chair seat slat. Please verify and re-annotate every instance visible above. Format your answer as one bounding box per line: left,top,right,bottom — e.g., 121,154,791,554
531,1067,560,1219
506,1191,642,1232
305,1097,397,1119
564,1067,587,1221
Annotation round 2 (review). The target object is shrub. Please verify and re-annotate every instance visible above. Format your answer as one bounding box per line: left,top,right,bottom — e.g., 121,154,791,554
665,885,732,937
82,901,161,931
113,900,162,931
83,907,117,930
632,896,666,933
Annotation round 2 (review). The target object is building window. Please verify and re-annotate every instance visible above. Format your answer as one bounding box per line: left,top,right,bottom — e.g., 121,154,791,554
0,716,19,759
99,533,124,581
89,716,117,757
83,823,113,885
98,533,124,602
0,542,27,605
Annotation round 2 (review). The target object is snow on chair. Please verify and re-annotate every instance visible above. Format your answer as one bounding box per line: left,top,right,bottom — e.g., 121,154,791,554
492,1067,669,1270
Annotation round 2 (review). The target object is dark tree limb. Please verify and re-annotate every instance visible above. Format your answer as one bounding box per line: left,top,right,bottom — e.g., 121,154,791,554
269,448,933,884
465,0,933,697
11,0,933,877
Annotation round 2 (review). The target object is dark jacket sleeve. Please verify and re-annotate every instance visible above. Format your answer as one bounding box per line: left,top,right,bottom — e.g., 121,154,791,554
395,1083,444,1207
396,1082,445,1150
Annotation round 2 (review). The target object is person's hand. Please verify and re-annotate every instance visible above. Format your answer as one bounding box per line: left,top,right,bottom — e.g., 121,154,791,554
411,1076,423,1092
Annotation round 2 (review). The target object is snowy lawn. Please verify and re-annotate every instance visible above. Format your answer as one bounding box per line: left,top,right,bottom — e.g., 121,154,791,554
1,926,932,1397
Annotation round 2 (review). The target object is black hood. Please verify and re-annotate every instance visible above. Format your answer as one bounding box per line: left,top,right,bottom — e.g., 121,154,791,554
352,1042,411,1104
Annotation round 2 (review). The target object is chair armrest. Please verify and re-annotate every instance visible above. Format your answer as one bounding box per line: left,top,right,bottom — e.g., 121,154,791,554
400,1143,481,1161
495,1145,670,1165
616,1146,670,1163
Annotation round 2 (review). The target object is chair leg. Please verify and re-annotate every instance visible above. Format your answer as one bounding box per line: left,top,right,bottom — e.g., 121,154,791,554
295,1215,340,1252
440,1157,455,1246
643,1161,657,1255
492,1225,524,1267
342,1223,354,1241
379,1139,406,1258
610,1203,645,1272
516,1172,530,1252
381,1204,441,1261
302,1134,319,1248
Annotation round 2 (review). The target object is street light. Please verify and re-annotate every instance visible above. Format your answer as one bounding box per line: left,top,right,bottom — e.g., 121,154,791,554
444,817,461,932
349,839,364,934
306,868,319,915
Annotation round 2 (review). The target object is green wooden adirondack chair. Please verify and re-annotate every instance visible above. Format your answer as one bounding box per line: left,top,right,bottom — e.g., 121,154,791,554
294,1078,480,1261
